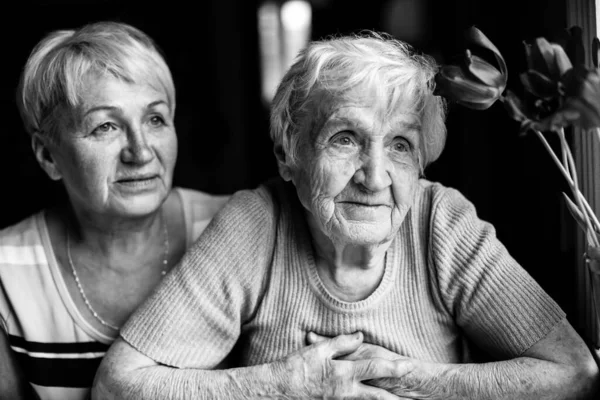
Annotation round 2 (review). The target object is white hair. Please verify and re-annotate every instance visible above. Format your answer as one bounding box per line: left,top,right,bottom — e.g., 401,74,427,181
270,31,447,171
17,21,175,141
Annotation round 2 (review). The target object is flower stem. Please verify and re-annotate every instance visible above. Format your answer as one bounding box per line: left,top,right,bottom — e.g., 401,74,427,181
532,128,600,247
557,129,600,247
559,129,600,233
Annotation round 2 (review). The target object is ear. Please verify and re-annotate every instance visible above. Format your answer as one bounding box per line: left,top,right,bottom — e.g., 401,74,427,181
273,144,293,182
32,134,62,181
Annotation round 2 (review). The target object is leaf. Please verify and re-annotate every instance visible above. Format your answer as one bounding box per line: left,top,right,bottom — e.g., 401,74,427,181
464,26,508,76
464,26,504,60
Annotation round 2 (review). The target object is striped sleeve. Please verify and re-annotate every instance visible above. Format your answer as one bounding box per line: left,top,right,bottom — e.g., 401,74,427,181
120,186,277,368
430,186,565,358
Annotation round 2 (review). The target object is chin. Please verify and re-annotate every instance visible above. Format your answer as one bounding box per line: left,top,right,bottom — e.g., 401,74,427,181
111,192,167,218
335,221,394,246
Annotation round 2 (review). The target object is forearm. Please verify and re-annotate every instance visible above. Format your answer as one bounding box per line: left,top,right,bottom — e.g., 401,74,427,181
373,357,598,400
94,362,286,400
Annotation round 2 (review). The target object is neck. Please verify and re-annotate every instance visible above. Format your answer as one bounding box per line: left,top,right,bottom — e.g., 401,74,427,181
307,215,392,301
64,204,167,274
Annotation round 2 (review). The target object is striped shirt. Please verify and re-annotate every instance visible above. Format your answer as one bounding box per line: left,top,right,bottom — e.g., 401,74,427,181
0,187,229,400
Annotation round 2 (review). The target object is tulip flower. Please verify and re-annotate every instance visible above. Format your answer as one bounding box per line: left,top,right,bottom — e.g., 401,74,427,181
520,39,571,101
435,25,600,250
560,66,600,129
435,26,507,110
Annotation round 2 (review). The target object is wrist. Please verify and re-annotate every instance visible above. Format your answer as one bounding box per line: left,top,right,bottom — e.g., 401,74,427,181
267,359,292,397
227,361,289,399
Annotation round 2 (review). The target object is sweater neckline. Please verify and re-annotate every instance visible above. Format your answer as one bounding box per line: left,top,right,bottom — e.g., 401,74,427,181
301,224,399,313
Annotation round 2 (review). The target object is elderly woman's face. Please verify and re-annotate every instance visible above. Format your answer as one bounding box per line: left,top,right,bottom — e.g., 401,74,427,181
290,89,420,246
46,74,177,219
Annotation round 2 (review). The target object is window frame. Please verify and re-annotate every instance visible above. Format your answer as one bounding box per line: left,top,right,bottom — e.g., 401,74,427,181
567,0,599,347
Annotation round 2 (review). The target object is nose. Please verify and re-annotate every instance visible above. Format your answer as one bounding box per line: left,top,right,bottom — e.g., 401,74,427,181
120,125,154,165
353,148,392,192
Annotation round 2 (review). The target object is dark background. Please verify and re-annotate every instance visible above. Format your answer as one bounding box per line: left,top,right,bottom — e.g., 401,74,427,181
1,0,579,331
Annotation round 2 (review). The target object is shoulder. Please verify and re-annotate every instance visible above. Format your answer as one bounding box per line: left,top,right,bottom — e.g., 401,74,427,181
181,177,286,259
0,212,44,259
0,213,47,332
208,177,283,227
173,187,231,221
415,179,469,208
413,179,483,228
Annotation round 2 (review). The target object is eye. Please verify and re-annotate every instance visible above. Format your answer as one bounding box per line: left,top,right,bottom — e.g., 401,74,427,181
149,115,166,127
331,132,356,147
392,138,411,153
92,122,117,136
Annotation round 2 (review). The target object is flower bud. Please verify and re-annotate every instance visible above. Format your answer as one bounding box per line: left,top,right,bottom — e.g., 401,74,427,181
435,26,507,110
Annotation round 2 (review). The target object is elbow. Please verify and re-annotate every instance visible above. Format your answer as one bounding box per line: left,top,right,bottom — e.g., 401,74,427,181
572,354,600,399
91,356,130,400
91,368,115,400
91,342,144,400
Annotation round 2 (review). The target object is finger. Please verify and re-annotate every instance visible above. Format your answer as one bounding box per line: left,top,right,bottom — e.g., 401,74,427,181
319,332,364,359
358,383,411,400
352,358,411,381
306,332,330,344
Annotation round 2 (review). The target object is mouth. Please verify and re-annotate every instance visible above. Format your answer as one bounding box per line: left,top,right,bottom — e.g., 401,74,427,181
339,201,391,208
115,175,160,189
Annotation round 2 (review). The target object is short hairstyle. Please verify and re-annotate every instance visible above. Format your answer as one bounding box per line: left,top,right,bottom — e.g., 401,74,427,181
270,31,447,172
16,21,175,141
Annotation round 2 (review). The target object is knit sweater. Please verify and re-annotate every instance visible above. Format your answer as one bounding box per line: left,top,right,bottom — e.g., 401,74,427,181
121,178,565,368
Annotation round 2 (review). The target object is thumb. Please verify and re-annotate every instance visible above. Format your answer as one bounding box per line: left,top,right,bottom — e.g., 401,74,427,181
320,332,363,359
306,332,330,344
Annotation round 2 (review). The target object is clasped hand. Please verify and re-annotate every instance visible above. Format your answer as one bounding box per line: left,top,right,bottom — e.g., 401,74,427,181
272,331,418,399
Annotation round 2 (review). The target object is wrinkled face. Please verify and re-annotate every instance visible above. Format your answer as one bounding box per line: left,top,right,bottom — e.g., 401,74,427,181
289,88,421,246
46,74,177,219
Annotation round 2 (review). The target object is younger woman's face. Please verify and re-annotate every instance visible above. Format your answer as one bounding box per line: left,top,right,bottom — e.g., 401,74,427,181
44,74,178,220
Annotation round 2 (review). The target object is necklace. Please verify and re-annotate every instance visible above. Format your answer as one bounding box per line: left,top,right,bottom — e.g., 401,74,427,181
66,213,169,331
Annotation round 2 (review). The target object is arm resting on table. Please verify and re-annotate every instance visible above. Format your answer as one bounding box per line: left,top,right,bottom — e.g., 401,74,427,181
365,319,599,399
92,334,413,400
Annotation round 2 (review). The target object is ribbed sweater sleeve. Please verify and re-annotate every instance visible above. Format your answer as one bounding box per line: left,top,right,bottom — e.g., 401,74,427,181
430,186,565,358
120,186,277,368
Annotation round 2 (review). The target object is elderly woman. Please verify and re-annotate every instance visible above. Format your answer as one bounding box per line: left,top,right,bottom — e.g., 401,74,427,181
0,21,229,400
94,32,599,399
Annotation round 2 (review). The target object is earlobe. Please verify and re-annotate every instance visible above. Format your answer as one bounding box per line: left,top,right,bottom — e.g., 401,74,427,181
32,134,62,181
273,144,293,182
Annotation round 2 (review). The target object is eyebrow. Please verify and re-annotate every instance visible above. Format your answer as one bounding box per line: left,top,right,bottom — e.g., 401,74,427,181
325,116,370,131
325,116,421,132
82,100,169,118
397,121,421,131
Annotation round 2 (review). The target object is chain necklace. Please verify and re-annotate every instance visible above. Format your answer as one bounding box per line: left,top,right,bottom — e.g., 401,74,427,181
66,213,169,331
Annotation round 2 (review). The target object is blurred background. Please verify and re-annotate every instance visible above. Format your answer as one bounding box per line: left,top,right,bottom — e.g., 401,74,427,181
1,0,582,333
